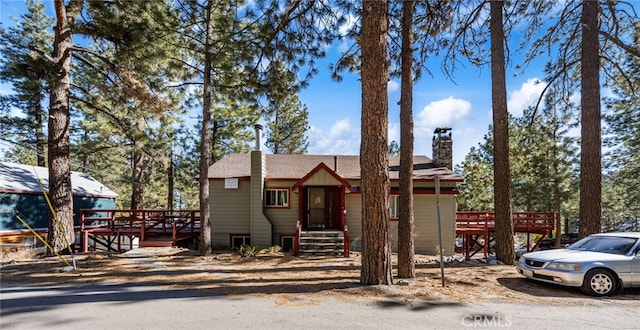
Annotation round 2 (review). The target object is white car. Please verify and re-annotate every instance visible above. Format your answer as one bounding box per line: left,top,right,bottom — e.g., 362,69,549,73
516,232,640,296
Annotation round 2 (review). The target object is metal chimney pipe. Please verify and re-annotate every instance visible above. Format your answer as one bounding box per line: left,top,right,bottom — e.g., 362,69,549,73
254,124,263,151
334,156,338,172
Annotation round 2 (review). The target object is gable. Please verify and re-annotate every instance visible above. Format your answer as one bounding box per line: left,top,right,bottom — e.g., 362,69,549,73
291,163,351,192
302,168,343,186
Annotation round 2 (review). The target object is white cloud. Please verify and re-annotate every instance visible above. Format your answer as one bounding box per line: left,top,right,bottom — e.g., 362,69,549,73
308,114,476,166
507,78,546,117
450,127,486,167
388,122,400,143
307,119,360,155
417,97,472,128
328,119,351,138
403,97,473,165
388,80,400,93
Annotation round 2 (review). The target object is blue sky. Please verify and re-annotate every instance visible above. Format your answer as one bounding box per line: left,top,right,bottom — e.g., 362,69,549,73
300,45,550,167
1,0,554,167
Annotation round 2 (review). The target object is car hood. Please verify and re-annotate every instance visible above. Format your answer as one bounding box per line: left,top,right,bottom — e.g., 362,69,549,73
523,249,630,263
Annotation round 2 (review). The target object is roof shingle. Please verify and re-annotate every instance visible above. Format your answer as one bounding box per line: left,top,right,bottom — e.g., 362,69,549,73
207,153,463,181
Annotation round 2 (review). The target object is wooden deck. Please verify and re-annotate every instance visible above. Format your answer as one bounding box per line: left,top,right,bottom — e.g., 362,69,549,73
456,211,555,260
80,209,200,253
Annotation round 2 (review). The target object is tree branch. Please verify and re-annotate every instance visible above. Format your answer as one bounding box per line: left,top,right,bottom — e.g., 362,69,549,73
599,30,640,58
528,58,581,126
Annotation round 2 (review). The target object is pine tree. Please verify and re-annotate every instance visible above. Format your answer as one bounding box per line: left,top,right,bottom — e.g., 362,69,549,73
397,0,416,279
46,0,82,255
69,1,184,210
578,0,602,238
172,0,342,255
457,101,579,238
489,0,515,265
263,59,309,155
0,0,53,167
360,0,393,285
520,1,639,237
604,22,640,231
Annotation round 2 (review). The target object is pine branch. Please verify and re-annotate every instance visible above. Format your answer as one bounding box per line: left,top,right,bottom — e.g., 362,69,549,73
527,58,580,126
599,30,640,58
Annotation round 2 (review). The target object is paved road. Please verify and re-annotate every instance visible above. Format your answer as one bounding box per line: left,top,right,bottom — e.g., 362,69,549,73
1,281,638,329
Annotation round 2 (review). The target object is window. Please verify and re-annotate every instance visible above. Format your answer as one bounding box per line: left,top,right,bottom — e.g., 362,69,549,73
389,195,398,219
280,235,294,252
265,189,289,207
230,234,251,249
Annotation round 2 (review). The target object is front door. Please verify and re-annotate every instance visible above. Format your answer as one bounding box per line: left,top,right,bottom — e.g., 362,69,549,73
307,187,326,229
305,186,342,230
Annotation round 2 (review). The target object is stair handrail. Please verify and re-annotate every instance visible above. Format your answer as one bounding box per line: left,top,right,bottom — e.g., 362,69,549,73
341,208,349,257
294,219,301,256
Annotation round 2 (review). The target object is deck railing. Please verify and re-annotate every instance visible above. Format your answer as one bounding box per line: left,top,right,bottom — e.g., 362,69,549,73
80,209,200,252
455,211,556,259
455,211,554,232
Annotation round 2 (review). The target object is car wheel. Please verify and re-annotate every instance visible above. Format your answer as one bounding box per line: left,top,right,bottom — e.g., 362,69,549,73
582,269,617,296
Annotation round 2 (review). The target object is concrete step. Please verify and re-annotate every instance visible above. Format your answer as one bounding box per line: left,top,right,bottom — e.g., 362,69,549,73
300,241,344,246
298,231,346,256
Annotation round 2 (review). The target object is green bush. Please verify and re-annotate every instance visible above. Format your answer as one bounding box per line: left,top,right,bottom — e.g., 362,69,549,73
262,245,282,253
237,244,258,257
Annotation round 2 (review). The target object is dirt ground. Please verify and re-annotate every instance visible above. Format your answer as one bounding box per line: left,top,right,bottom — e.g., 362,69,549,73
1,247,639,306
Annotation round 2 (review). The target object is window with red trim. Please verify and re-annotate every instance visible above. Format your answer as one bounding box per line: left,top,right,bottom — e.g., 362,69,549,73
389,195,398,220
265,189,289,207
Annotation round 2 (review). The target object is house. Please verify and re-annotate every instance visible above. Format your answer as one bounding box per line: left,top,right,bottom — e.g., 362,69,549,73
0,162,118,246
206,126,463,256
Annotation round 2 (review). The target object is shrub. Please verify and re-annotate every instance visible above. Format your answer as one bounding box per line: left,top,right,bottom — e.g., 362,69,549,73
262,245,282,254
237,244,258,257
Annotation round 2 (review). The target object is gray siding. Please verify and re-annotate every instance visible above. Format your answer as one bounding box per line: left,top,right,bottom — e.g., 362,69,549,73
345,194,362,251
345,193,455,256
250,151,272,246
209,170,457,253
264,180,299,244
412,194,456,255
210,179,251,247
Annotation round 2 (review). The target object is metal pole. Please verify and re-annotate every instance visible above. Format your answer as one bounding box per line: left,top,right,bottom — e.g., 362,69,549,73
435,174,445,287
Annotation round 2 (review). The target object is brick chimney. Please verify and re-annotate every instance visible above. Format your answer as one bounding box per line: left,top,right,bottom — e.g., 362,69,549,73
432,127,452,170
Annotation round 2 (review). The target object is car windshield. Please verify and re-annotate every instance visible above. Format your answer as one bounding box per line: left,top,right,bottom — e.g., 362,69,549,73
568,236,638,255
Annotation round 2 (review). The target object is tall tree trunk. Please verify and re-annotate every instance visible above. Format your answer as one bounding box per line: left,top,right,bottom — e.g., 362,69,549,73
198,0,213,256
552,126,562,248
360,0,392,285
32,95,46,167
490,0,515,265
397,0,415,279
46,0,77,255
81,127,90,170
168,148,174,210
131,145,144,209
579,0,601,238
